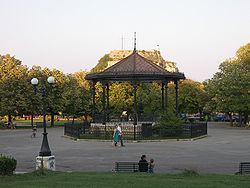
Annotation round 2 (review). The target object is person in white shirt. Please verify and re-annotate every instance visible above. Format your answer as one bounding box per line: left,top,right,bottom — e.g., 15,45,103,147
117,124,124,147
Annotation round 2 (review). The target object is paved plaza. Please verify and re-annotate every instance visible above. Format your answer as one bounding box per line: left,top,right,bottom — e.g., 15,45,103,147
1,122,250,174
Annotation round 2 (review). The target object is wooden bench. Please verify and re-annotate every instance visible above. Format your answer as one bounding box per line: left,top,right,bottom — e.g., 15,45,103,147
239,162,250,174
115,162,139,172
115,162,149,172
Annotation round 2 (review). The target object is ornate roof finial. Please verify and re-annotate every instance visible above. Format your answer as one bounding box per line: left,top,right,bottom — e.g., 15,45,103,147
133,32,136,53
121,35,125,50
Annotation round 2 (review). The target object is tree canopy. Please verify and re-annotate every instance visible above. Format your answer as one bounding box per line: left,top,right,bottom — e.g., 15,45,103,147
205,43,250,125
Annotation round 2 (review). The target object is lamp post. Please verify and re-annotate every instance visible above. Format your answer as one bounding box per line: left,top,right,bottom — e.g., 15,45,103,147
31,76,56,171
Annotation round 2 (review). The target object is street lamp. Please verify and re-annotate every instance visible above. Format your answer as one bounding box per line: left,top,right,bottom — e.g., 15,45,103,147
31,76,56,171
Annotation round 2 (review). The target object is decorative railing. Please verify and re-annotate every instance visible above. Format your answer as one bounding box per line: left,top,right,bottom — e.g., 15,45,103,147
64,122,90,139
153,123,207,138
93,114,155,123
64,122,207,140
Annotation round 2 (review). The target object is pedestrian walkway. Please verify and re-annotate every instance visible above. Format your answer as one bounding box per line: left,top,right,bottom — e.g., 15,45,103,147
0,122,249,174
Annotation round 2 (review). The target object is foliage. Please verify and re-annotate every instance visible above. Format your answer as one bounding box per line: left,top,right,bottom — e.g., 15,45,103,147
154,111,183,137
109,82,134,115
0,54,93,125
32,168,51,176
179,79,207,115
137,83,161,116
0,55,30,120
44,68,67,118
0,154,17,175
27,66,44,116
155,111,183,128
27,66,68,126
0,121,4,129
62,72,91,120
205,43,250,125
181,169,199,176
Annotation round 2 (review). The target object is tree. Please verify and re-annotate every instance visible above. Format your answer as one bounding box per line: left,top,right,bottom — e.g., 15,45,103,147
206,43,250,125
62,72,91,123
0,54,30,124
28,66,67,126
44,68,67,126
109,82,134,116
27,66,44,126
178,79,207,116
137,83,161,116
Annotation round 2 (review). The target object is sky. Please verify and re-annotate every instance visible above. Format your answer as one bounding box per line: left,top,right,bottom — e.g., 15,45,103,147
0,0,249,82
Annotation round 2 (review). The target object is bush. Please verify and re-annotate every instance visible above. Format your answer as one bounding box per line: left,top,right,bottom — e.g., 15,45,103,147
181,169,199,176
156,110,183,124
0,154,17,175
32,168,50,176
154,111,183,137
0,121,4,129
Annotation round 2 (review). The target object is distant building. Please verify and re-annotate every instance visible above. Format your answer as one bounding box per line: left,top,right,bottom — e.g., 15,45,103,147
106,49,178,72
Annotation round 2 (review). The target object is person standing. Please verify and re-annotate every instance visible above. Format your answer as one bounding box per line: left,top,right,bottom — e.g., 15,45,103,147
138,154,148,172
205,115,208,122
113,125,119,147
117,124,124,147
31,126,37,138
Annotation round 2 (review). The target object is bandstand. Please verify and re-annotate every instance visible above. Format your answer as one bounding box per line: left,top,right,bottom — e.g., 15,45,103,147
85,39,185,139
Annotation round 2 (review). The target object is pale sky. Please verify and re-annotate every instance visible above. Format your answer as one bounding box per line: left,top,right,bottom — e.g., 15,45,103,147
0,0,249,81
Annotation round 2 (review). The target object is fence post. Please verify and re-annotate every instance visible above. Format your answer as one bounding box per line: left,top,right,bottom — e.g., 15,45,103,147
190,125,193,138
205,122,208,135
83,123,85,134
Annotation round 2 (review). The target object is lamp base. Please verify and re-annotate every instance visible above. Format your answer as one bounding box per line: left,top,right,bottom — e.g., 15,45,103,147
36,155,56,171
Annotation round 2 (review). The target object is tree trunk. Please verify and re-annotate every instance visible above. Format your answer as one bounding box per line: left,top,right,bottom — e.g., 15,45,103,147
7,114,13,129
51,113,54,127
239,112,243,126
72,116,75,125
31,114,34,127
84,114,88,122
8,114,12,124
244,111,249,125
199,110,202,120
227,112,233,126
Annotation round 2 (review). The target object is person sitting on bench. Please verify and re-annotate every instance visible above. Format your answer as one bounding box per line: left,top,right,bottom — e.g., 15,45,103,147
138,154,148,172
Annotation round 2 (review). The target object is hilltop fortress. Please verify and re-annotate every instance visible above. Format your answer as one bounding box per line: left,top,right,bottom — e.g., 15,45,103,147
92,49,179,73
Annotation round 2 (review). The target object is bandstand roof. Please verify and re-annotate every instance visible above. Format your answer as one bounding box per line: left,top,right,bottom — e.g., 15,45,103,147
85,51,185,82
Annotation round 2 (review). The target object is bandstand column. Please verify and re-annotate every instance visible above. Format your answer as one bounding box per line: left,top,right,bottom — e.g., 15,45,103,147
161,82,165,112
101,82,106,125
133,82,137,140
91,81,96,123
165,81,169,112
106,83,110,122
175,80,179,115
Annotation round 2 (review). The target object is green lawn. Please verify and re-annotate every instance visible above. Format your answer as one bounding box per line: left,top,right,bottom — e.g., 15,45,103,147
0,171,250,188
15,119,83,126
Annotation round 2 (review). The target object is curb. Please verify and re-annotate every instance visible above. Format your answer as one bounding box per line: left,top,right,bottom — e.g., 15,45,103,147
15,171,28,174
62,135,208,142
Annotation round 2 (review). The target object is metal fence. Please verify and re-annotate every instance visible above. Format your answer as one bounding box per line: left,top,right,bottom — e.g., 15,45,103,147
93,114,155,123
182,122,207,138
153,122,207,138
64,122,90,139
64,122,207,140
88,124,144,140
